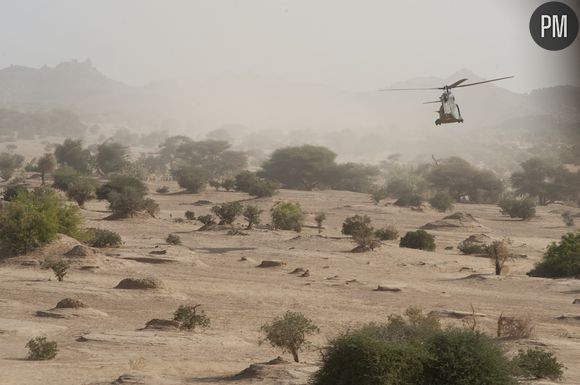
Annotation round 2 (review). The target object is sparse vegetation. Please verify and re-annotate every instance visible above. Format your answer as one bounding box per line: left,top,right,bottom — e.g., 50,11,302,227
0,152,24,181
0,188,81,254
66,177,98,207
486,239,514,275
197,214,216,226
429,191,455,212
260,311,319,363
243,205,262,229
512,348,564,380
351,224,380,251
394,192,423,207
271,202,304,232
42,259,70,282
184,210,195,220
83,228,122,248
375,225,398,241
166,233,181,245
497,313,534,339
399,230,436,251
499,198,536,220
26,337,58,361
173,304,210,330
529,231,580,278
314,212,326,234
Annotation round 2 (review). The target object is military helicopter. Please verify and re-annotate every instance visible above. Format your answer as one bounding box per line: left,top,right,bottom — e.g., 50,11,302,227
380,76,514,125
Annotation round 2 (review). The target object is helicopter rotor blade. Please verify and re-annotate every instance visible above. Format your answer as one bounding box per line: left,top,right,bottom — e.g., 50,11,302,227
447,78,468,88
422,100,440,104
454,76,514,88
379,86,442,91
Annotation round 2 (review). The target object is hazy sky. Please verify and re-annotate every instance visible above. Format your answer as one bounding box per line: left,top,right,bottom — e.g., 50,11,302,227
0,0,578,93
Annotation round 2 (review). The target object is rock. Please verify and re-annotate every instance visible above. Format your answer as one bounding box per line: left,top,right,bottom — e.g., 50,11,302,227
115,277,164,290
430,309,486,319
300,270,310,277
573,299,580,304
375,285,402,292
421,220,463,229
21,259,40,266
556,314,580,321
289,268,306,274
56,298,86,309
149,250,167,255
64,245,95,258
444,246,454,250
192,200,213,206
143,318,180,331
257,260,286,268
459,267,476,272
35,310,67,319
112,374,147,384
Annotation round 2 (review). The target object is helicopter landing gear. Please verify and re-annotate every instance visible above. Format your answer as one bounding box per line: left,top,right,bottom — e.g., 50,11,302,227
458,119,464,123
435,119,441,126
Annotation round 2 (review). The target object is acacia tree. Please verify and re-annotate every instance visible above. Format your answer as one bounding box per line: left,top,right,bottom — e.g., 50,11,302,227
54,139,91,174
96,141,129,175
260,311,319,362
37,153,56,185
0,152,24,181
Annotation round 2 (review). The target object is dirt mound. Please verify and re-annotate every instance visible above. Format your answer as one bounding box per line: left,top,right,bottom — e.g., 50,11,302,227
64,245,95,258
375,285,403,292
115,277,164,290
422,212,487,230
143,318,180,331
56,298,86,309
444,212,478,221
430,309,486,319
257,260,286,268
233,357,296,380
457,234,492,254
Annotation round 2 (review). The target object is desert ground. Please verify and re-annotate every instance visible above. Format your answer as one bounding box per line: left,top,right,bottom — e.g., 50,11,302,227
1,179,580,385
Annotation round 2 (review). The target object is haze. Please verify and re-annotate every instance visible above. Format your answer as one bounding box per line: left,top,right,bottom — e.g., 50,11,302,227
0,0,578,93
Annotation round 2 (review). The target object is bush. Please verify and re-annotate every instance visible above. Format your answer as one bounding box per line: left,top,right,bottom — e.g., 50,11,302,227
399,230,436,251
98,176,157,218
173,304,210,330
243,205,263,229
26,337,58,360
234,171,258,192
314,212,327,234
311,308,516,385
562,211,575,226
173,166,208,193
498,198,536,220
66,177,97,207
42,259,70,281
197,214,216,225
352,225,380,251
83,228,122,248
394,192,423,207
184,210,195,220
166,233,181,245
52,166,80,191
209,180,221,191
370,187,388,204
96,175,147,200
221,178,235,191
156,186,169,194
486,240,513,275
0,188,81,254
2,184,28,201
260,311,319,363
342,214,371,235
271,202,304,232
54,138,91,174
375,225,398,241
211,201,243,225
457,235,488,255
512,348,564,380
0,152,24,181
247,179,277,197
528,232,580,278
429,191,455,212
96,141,129,174
497,314,534,339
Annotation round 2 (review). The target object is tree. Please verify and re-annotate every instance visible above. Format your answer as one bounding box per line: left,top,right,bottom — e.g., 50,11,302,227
37,153,56,185
54,139,91,174
352,224,380,251
314,212,327,234
511,157,576,205
243,205,263,229
0,188,81,254
66,177,97,207
172,139,247,180
211,201,243,225
260,311,319,362
96,176,157,218
498,198,536,220
271,202,304,232
427,157,503,203
172,166,209,193
399,230,436,251
0,152,24,181
260,145,337,190
96,141,129,174
42,259,70,281
486,240,513,275
429,191,455,212
324,163,380,193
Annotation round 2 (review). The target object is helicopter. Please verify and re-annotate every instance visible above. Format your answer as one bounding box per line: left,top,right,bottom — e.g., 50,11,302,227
380,76,514,125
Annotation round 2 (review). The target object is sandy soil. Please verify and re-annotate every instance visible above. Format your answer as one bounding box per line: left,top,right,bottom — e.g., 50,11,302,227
1,182,579,385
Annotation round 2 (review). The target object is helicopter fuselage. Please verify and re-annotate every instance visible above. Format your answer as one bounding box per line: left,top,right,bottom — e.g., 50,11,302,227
435,90,463,125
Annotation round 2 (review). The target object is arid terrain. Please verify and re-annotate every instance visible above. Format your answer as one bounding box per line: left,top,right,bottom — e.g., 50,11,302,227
1,179,579,385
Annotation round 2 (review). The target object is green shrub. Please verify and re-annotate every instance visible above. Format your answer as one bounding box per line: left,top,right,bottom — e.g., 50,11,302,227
498,198,536,220
351,225,380,251
528,232,580,277
26,337,58,360
52,166,80,191
173,304,210,330
457,235,488,255
209,180,221,191
512,348,564,380
197,214,216,225
394,192,423,207
429,191,455,212
66,177,98,207
42,259,70,281
184,210,196,220
247,179,277,197
312,308,516,385
341,214,371,235
0,188,81,254
2,184,28,201
271,202,304,232
260,311,319,362
375,225,398,241
172,166,208,193
166,233,181,245
234,171,258,192
83,228,122,248
211,201,243,225
98,176,157,218
221,178,235,191
243,205,263,229
399,230,436,251
96,175,147,200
